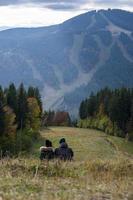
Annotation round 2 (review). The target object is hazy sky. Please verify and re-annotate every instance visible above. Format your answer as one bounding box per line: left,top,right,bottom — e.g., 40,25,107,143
0,0,133,28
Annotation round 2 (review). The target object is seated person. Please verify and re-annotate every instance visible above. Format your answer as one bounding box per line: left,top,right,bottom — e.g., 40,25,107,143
40,139,54,160
55,138,74,161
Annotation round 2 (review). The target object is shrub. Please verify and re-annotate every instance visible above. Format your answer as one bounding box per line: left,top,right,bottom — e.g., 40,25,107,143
15,129,40,154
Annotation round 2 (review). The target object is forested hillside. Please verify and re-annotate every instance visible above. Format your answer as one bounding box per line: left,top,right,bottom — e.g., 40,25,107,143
79,87,133,141
0,83,42,155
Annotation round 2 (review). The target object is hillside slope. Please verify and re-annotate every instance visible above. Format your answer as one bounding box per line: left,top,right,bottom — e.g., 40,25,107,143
40,127,133,159
0,127,133,200
0,9,133,116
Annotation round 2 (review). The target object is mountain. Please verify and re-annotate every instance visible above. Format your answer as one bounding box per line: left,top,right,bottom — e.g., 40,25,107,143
0,27,10,31
0,9,133,117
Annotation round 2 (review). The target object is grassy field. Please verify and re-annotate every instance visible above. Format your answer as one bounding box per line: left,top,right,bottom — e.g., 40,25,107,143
0,127,133,200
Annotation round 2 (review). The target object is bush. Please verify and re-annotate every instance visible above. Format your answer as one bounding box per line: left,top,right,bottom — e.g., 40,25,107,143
0,136,15,156
78,115,124,138
15,129,40,154
127,132,133,141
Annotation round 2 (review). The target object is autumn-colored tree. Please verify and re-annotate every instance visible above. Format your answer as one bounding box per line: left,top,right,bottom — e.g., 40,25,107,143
0,106,17,154
27,86,43,116
98,103,105,117
27,97,41,130
0,83,43,154
79,87,133,139
3,106,17,139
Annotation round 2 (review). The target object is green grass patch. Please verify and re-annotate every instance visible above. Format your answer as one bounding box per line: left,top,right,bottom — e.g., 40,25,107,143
0,127,132,200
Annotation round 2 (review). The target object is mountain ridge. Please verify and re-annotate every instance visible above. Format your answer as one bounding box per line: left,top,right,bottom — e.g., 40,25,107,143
0,9,133,117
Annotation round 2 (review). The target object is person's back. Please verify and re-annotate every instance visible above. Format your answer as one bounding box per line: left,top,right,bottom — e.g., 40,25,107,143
40,140,54,161
55,138,73,161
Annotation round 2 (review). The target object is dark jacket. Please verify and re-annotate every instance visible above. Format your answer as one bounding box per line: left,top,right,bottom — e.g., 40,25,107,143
40,146,54,160
55,142,74,161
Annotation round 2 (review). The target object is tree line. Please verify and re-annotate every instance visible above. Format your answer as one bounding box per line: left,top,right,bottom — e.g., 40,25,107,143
0,83,42,156
79,87,133,141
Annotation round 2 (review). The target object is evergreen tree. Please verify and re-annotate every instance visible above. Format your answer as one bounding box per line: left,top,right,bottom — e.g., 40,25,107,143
27,86,35,97
0,86,5,104
108,95,119,124
87,92,97,117
112,88,130,133
0,83,43,154
0,87,5,136
17,83,28,129
0,102,5,136
6,83,17,115
127,100,133,140
79,87,133,139
79,100,88,119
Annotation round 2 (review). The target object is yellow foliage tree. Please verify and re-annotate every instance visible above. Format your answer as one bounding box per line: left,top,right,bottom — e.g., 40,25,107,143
27,97,41,131
0,106,16,154
3,106,17,139
98,103,105,117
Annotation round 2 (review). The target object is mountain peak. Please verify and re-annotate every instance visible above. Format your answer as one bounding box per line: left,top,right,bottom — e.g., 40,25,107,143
0,9,133,117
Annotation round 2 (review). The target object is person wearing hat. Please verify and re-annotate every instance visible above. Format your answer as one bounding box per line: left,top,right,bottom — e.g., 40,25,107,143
54,138,74,161
40,139,54,160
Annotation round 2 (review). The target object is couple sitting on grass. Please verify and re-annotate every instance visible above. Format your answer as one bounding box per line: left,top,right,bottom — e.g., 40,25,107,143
40,138,74,161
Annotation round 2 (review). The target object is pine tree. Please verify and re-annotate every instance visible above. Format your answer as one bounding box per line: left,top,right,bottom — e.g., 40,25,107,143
0,102,5,136
79,100,87,119
117,88,131,133
17,83,28,129
0,86,5,104
0,86,5,136
79,87,133,139
27,86,35,97
6,83,17,115
87,92,97,117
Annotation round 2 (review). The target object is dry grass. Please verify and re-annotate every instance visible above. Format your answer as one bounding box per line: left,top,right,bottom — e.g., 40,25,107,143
0,127,133,200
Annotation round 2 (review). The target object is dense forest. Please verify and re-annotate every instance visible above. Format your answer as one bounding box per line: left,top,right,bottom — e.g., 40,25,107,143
79,87,133,141
0,83,72,156
0,83,42,156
